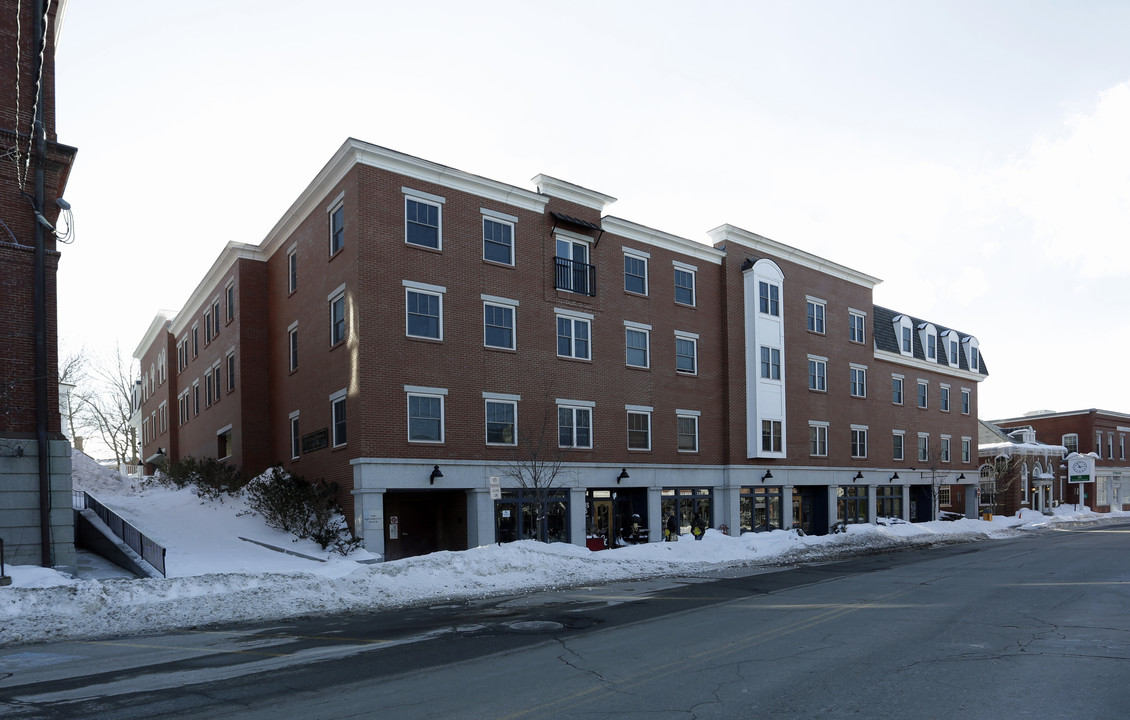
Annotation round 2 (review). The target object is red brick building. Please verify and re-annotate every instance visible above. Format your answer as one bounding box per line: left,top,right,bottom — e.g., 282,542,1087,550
133,139,988,560
991,409,1130,513
0,0,77,570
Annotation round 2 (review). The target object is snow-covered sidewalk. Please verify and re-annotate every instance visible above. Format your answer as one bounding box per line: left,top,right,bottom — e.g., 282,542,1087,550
0,451,1118,647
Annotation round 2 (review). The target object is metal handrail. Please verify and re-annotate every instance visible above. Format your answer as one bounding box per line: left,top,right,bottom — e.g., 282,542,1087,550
75,491,167,577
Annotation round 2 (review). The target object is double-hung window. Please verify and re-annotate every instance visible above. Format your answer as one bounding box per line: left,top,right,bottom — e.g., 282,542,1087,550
406,386,445,443
404,189,443,250
482,209,516,265
941,435,951,462
851,426,868,459
762,420,783,453
759,281,780,316
940,384,951,412
673,262,696,306
329,199,345,256
556,310,591,360
287,245,298,294
849,310,866,343
917,380,929,409
806,298,826,334
404,281,445,340
329,284,347,345
918,433,930,462
627,406,652,451
226,351,235,392
850,365,867,398
810,422,828,457
225,283,234,323
288,322,298,372
961,388,971,414
761,346,781,380
677,410,700,453
808,356,827,392
892,375,904,405
558,400,594,449
330,389,347,447
484,393,518,446
625,322,650,369
290,411,300,460
624,249,649,295
962,437,971,464
893,431,905,461
675,331,698,375
483,295,517,350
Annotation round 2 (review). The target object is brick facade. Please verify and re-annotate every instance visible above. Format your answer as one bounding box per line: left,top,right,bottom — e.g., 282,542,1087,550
133,140,988,560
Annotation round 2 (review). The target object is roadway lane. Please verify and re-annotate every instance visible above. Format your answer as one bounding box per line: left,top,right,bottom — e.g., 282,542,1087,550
2,522,1128,719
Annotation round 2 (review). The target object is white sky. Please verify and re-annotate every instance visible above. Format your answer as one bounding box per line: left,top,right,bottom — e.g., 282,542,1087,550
52,0,1130,422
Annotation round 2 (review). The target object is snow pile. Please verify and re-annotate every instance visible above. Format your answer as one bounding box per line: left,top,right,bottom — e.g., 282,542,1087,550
0,450,1122,647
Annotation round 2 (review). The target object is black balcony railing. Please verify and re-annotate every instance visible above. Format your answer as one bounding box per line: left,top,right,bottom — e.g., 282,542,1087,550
554,256,596,296
74,490,167,577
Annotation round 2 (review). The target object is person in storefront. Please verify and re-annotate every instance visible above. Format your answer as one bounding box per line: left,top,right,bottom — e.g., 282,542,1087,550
664,512,679,541
691,511,707,540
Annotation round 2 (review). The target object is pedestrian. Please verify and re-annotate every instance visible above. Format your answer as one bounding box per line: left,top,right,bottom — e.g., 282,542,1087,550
665,512,679,542
691,511,707,540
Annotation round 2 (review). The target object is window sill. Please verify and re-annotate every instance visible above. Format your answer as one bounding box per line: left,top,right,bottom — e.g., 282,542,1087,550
557,355,592,363
483,258,515,269
406,242,442,253
626,365,651,372
674,301,696,309
484,345,517,354
406,335,443,344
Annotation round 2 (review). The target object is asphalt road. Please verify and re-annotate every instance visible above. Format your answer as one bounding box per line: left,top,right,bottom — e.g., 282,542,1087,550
2,521,1129,719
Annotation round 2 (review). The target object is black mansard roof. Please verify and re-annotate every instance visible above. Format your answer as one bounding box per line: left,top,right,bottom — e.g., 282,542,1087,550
872,305,989,376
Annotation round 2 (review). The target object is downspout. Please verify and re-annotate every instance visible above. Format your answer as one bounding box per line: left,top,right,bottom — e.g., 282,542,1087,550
33,0,52,567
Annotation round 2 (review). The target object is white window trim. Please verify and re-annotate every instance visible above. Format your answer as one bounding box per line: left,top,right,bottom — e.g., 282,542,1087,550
893,430,906,461
403,281,446,341
676,410,701,453
626,405,653,451
806,296,827,334
808,355,828,392
623,246,650,296
809,421,829,457
894,315,914,357
675,330,699,375
673,261,697,306
403,188,445,250
288,321,298,371
850,424,869,459
481,210,517,265
849,308,867,343
624,321,651,369
329,286,347,346
918,323,939,362
555,309,593,360
482,295,519,350
917,379,930,409
484,396,519,447
850,363,868,398
289,410,300,460
940,383,951,412
558,399,595,449
405,387,446,444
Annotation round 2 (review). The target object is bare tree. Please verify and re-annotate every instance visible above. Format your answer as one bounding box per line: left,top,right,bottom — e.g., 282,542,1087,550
981,454,1022,516
921,447,958,520
58,347,87,441
494,400,576,542
72,345,137,464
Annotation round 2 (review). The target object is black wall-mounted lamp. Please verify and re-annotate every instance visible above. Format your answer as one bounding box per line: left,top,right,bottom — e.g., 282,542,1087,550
957,473,966,481
429,465,443,484
617,468,629,484
761,469,773,483
889,472,900,482
854,471,864,482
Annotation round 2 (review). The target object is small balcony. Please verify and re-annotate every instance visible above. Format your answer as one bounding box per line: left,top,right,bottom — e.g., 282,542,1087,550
554,256,596,297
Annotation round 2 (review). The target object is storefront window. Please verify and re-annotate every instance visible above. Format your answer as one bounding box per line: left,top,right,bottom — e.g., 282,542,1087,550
875,485,902,519
837,485,868,524
740,487,783,532
661,488,711,535
495,490,569,543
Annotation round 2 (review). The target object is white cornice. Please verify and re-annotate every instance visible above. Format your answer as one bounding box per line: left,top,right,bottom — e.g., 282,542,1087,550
709,224,882,288
991,409,1130,424
532,174,616,211
169,242,264,337
602,216,724,265
260,139,549,259
134,311,176,360
873,348,987,381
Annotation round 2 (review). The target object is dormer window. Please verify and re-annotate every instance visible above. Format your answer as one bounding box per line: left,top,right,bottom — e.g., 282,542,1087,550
962,336,980,372
942,330,960,368
917,323,938,362
893,315,913,357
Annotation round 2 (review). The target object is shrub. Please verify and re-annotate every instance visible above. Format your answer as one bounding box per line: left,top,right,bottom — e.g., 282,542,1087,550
145,455,244,501
243,467,361,555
